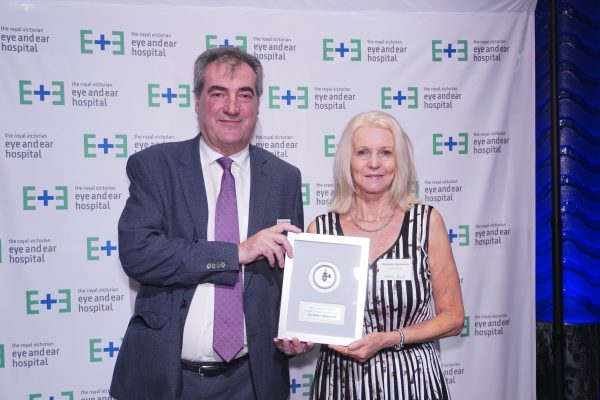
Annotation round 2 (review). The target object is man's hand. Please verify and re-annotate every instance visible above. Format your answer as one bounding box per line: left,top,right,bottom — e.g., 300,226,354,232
273,337,315,356
238,223,301,267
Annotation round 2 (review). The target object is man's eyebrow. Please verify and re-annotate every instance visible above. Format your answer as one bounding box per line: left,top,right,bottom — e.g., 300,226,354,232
238,86,256,95
206,85,227,92
206,85,255,95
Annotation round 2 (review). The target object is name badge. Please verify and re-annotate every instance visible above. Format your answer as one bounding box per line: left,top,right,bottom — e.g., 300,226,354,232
376,258,413,281
277,219,291,225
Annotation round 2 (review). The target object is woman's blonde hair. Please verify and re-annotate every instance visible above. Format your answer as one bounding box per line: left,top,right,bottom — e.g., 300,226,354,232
329,110,420,213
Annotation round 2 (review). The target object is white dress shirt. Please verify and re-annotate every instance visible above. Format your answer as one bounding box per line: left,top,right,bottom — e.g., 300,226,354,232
181,136,250,362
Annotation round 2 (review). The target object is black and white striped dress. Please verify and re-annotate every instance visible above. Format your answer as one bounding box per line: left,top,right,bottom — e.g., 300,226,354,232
311,204,450,400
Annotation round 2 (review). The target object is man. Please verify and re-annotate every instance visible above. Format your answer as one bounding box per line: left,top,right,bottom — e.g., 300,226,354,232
110,47,312,400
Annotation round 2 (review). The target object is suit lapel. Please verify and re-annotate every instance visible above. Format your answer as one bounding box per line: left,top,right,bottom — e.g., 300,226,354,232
245,146,269,291
247,146,269,237
178,135,208,240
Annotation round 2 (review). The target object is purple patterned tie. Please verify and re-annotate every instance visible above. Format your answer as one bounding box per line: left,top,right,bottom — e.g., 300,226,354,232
213,156,244,362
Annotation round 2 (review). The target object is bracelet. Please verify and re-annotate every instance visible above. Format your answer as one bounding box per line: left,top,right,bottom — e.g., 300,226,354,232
392,329,404,351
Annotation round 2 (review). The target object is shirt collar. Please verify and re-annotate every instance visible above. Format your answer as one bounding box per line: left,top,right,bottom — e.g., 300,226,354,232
199,135,250,173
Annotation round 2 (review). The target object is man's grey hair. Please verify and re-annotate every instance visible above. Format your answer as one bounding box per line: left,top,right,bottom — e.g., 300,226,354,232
193,47,264,98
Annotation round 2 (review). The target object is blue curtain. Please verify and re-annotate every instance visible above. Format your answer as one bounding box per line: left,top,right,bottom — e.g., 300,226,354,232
535,0,600,323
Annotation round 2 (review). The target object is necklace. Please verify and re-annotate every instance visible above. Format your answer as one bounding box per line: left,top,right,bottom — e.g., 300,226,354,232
349,210,395,233
352,211,395,223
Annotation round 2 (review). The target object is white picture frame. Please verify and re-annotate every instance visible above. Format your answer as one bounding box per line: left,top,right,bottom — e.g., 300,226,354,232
277,232,370,345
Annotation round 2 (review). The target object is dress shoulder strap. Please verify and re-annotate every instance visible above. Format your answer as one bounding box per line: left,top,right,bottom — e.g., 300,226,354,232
314,212,340,235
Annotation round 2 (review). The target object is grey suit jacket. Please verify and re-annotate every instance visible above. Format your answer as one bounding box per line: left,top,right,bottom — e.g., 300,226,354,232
110,134,304,400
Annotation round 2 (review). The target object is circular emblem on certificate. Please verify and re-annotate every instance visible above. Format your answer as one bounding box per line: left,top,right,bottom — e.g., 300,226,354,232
309,262,341,293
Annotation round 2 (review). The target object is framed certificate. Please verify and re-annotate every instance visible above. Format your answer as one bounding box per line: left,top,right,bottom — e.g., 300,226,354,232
277,232,370,345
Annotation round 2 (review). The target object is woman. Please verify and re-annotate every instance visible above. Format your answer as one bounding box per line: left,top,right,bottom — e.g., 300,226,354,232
308,110,464,400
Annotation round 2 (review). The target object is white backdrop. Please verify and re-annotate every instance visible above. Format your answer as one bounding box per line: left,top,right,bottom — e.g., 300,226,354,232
0,1,536,399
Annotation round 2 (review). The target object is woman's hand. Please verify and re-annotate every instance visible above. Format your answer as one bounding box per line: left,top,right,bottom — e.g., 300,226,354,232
329,331,397,363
